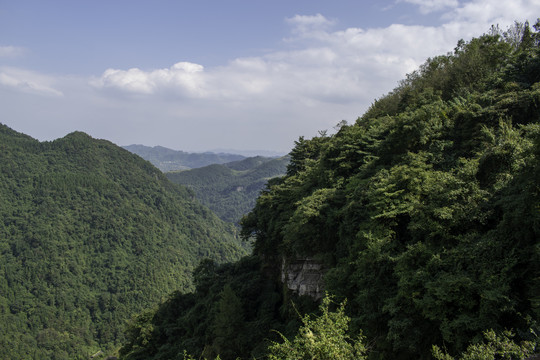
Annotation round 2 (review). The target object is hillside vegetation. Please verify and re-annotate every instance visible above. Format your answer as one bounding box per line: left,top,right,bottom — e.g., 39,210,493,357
166,156,289,224
119,20,540,360
0,127,247,359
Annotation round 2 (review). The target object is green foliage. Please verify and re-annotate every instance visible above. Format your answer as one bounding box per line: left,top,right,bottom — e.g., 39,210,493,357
210,284,245,359
432,330,536,360
119,256,285,360
267,295,367,360
167,156,289,224
242,20,540,359
0,127,247,359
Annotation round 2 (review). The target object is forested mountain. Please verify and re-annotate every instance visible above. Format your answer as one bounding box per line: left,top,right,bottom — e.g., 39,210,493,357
119,20,540,360
123,144,245,172
0,127,247,359
166,156,290,224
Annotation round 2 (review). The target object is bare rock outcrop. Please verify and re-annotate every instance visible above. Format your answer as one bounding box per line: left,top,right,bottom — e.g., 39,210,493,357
281,257,324,300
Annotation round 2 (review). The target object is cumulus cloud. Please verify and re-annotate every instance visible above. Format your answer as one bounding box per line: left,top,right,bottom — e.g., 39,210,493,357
444,0,540,26
90,0,540,131
91,17,428,106
0,67,63,97
92,61,206,96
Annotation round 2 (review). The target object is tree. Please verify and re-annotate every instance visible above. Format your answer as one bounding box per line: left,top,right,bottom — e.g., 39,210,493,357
432,330,536,360
209,284,245,360
267,295,367,360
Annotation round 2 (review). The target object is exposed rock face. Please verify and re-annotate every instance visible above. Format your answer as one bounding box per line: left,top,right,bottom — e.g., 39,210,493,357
281,257,324,300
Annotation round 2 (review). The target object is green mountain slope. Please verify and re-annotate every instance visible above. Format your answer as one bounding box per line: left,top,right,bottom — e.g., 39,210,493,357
0,127,247,359
166,156,289,224
123,144,245,172
119,20,540,360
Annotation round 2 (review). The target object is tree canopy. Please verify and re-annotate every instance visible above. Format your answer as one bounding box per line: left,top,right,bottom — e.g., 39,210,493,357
0,127,246,359
241,19,540,359
166,156,289,224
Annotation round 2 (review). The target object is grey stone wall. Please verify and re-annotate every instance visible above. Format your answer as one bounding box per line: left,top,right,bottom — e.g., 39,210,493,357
281,257,324,300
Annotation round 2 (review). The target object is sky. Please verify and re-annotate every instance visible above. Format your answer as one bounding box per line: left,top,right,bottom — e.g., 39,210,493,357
1,0,539,154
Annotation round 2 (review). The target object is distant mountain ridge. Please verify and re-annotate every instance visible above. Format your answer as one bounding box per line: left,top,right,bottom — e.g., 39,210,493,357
123,144,246,172
208,148,287,158
166,155,290,224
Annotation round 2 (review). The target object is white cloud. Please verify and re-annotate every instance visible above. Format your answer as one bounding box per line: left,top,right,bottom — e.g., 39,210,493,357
284,13,337,44
445,0,540,26
286,13,335,31
397,0,459,14
88,1,540,149
0,45,26,58
91,17,439,106
92,61,206,96
0,67,63,97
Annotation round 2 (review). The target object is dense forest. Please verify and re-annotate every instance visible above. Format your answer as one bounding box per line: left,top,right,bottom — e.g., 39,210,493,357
0,128,247,359
119,20,540,360
123,144,245,172
166,156,289,224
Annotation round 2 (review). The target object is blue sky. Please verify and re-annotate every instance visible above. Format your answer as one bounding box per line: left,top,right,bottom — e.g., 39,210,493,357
1,1,539,154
